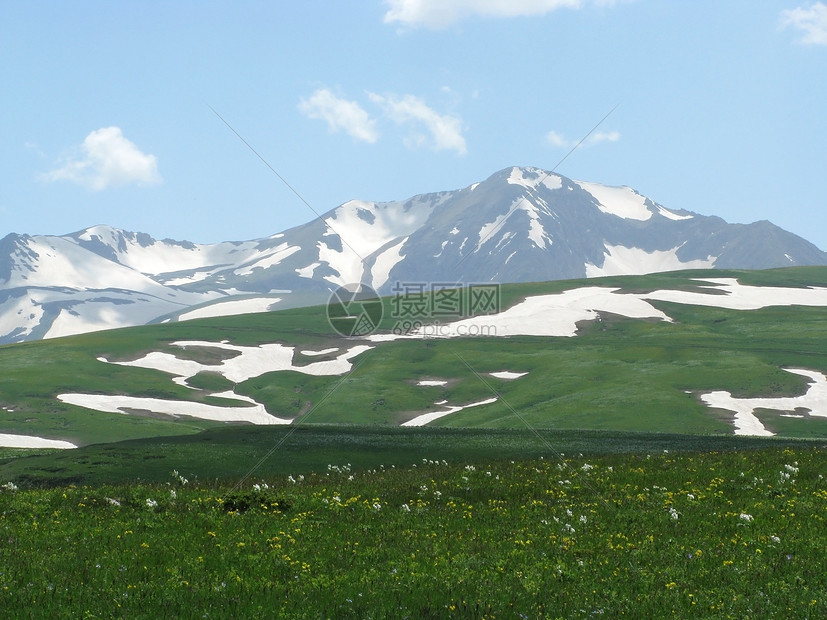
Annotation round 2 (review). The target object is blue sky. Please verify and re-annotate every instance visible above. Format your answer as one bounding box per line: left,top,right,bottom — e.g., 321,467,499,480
2,1,826,250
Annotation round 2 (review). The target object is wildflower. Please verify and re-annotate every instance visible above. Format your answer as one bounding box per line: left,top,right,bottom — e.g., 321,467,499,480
581,463,594,471
687,493,695,501
145,498,158,509
668,507,680,521
1,482,18,492
579,515,588,524
739,513,754,522
106,497,121,507
770,535,781,543
401,504,411,512
169,489,177,500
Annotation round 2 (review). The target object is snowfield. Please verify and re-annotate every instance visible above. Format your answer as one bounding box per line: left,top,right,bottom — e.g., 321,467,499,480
586,244,716,277
701,369,827,436
0,433,77,449
57,393,291,425
48,277,827,436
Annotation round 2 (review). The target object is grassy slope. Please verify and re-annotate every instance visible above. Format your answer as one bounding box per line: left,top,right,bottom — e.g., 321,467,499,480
0,267,824,448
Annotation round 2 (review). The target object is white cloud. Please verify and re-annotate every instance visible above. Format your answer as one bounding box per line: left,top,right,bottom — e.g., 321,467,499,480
546,129,620,148
545,130,569,148
41,127,161,190
383,0,628,28
781,3,827,45
590,130,621,144
369,92,467,155
298,88,379,143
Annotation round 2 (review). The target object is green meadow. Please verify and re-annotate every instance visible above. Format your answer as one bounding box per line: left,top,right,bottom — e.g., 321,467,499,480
1,267,827,617
2,445,826,618
0,267,826,448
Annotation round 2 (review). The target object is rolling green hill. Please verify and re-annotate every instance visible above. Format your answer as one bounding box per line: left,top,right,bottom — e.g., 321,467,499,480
1,267,826,455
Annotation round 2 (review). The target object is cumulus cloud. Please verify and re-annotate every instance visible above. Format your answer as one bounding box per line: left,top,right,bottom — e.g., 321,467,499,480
545,128,620,148
781,2,827,45
41,127,161,190
545,130,569,148
383,0,626,28
368,92,467,155
298,88,379,143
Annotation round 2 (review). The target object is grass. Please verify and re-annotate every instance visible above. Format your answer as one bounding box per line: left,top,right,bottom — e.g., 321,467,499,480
0,266,825,446
2,444,826,618
2,267,826,616
0,424,820,488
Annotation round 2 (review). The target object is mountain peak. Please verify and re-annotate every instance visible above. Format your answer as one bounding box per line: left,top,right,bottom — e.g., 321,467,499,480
2,166,825,343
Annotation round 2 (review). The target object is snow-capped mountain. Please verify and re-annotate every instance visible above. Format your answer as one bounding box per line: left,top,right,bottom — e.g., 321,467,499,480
2,166,825,343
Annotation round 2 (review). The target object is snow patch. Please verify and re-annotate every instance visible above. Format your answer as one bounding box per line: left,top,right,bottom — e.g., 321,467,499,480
586,244,716,277
58,393,290,425
178,297,281,321
644,278,827,310
700,368,827,436
656,205,693,221
108,341,372,384
489,371,528,380
61,342,372,426
417,379,448,386
402,397,498,427
0,433,77,449
296,262,320,278
371,237,407,289
300,348,339,356
575,181,652,221
507,167,562,191
233,244,300,276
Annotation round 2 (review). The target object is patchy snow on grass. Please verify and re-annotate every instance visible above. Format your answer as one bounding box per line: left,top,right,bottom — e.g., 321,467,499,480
421,287,672,338
300,348,339,357
0,433,77,449
63,342,372,426
178,297,282,321
417,379,448,386
489,371,528,380
402,397,498,427
644,278,827,310
108,341,372,384
700,368,827,436
58,393,290,425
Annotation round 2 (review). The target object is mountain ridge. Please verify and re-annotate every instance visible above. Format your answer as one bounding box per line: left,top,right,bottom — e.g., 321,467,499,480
2,165,825,343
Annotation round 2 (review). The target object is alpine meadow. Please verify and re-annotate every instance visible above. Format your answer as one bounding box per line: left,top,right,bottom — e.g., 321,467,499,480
4,1,827,617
